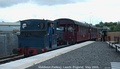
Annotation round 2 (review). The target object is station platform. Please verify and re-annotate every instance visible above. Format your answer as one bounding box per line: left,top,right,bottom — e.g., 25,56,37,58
0,41,120,69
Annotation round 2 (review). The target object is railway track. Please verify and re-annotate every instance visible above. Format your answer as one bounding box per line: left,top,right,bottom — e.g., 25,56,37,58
0,54,24,64
0,42,82,65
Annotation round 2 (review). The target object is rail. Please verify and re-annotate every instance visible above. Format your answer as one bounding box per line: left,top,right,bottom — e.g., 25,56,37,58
0,55,24,64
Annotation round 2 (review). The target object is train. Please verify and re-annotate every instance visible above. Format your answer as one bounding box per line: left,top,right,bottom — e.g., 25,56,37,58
13,18,98,56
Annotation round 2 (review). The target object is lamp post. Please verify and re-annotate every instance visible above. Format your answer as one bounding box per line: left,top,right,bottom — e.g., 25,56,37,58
90,12,92,24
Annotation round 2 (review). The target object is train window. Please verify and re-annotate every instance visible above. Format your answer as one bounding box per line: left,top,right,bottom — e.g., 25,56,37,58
79,26,81,32
68,26,73,32
64,27,67,31
80,27,83,33
59,25,66,32
38,23,44,29
22,23,27,29
57,27,64,31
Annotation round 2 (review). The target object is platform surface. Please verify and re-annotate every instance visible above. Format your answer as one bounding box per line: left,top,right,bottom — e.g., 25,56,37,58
26,41,120,69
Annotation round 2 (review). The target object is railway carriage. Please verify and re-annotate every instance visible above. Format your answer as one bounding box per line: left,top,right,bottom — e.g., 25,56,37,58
55,18,94,45
90,25,98,40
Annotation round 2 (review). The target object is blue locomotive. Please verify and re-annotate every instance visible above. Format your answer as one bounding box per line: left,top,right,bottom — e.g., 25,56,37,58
16,19,58,56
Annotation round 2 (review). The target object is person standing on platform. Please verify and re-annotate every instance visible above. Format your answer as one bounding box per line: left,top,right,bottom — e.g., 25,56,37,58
48,23,54,48
102,30,107,42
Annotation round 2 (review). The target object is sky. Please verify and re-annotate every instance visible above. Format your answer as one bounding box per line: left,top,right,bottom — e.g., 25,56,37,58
0,0,120,25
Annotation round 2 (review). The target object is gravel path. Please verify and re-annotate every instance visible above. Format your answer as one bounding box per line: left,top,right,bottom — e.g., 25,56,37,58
26,41,120,69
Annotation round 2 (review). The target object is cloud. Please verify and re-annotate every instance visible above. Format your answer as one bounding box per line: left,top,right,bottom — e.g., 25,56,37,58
0,0,29,7
0,0,86,7
29,0,86,6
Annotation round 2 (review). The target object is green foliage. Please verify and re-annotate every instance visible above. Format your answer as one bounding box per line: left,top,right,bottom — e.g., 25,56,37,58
114,23,120,31
95,21,120,32
95,24,100,27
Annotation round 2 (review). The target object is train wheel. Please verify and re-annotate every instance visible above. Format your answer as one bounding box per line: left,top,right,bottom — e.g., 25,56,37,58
12,49,19,54
24,54,29,57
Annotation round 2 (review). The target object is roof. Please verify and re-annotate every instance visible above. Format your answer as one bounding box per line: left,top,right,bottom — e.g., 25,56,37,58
54,18,90,27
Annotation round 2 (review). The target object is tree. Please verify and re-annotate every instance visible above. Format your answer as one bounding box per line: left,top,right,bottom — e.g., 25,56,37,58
114,23,120,31
95,21,120,32
99,21,104,27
